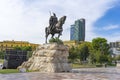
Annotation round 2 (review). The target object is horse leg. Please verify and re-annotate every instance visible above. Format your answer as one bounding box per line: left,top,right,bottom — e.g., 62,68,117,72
45,34,48,43
51,34,54,38
45,27,49,43
58,32,62,38
58,33,60,38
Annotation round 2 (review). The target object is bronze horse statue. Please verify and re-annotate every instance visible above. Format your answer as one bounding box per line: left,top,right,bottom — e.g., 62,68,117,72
45,16,66,43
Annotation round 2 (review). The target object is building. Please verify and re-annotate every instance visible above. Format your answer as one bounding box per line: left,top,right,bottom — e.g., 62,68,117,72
110,41,120,48
3,49,27,69
63,40,84,48
63,40,78,47
70,18,85,41
0,40,39,51
70,25,75,40
109,41,120,56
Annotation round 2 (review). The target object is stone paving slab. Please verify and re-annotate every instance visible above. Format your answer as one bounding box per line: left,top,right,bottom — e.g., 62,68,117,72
0,68,120,80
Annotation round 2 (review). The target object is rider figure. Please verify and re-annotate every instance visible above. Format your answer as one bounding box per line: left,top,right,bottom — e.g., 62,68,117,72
49,13,58,31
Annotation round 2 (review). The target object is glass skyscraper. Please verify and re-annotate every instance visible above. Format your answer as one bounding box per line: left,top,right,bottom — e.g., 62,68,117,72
70,18,85,41
70,25,75,40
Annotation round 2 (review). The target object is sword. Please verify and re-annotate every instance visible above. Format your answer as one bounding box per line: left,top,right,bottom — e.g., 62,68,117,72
49,11,51,16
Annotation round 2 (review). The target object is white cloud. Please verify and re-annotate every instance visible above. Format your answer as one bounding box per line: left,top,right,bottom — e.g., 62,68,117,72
102,25,119,30
0,0,118,44
98,31,120,42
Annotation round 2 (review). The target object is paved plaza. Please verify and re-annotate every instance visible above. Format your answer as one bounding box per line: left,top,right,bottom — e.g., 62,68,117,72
0,68,120,80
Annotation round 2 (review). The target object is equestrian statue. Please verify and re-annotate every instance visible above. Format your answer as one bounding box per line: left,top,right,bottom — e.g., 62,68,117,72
45,13,66,43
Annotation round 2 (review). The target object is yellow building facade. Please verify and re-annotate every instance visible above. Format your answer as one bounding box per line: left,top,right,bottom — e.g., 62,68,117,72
63,40,77,47
0,40,84,51
63,40,84,47
63,40,85,49
0,40,39,51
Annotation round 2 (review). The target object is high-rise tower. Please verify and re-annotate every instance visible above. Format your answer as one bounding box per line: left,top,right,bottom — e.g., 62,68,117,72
70,18,85,41
70,25,75,40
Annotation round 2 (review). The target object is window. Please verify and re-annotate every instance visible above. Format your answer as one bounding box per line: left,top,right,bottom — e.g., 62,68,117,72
11,45,13,47
1,45,3,47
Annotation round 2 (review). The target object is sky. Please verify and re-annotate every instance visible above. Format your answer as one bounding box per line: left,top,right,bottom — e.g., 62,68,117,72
0,0,120,44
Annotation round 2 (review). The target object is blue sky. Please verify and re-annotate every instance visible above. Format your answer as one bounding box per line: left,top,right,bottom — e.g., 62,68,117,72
94,2,120,41
95,5,120,26
0,0,120,44
94,5,120,33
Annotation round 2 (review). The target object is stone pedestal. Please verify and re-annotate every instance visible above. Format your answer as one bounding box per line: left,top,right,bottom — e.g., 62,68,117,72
18,43,71,72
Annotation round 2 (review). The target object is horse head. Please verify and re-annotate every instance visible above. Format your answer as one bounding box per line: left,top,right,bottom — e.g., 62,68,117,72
56,16,66,28
60,16,66,24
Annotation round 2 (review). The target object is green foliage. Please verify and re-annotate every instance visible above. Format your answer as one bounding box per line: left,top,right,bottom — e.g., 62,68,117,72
0,59,4,63
72,63,96,68
92,37,107,50
68,46,79,63
99,54,109,64
69,42,92,63
96,64,103,67
14,46,32,51
88,51,97,64
92,37,110,55
89,50,111,64
0,69,35,74
0,69,18,74
49,37,63,44
89,37,111,64
107,55,113,63
0,51,5,59
68,37,112,66
78,44,89,61
116,55,120,60
14,46,32,59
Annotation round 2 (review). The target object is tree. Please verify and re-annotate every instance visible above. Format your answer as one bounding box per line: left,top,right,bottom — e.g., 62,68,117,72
0,51,5,59
14,46,32,59
91,37,111,64
14,46,32,51
68,46,79,63
116,55,120,60
77,42,93,64
88,51,96,64
92,37,110,55
78,44,89,61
